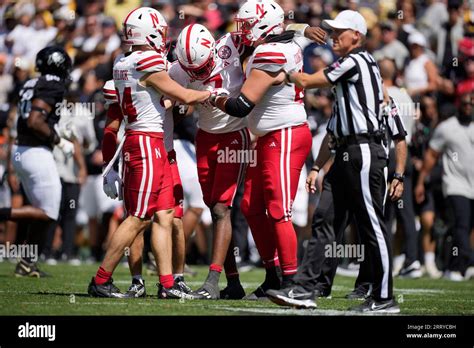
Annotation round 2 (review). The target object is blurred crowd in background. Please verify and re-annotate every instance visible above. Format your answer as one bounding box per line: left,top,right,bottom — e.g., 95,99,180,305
0,0,473,280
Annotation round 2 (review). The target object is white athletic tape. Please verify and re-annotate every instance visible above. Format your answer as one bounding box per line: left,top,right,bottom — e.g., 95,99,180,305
102,135,126,177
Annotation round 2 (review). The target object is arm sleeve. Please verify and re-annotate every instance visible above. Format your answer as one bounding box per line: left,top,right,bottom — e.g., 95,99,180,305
323,58,358,85
286,24,312,49
285,23,309,36
101,104,123,164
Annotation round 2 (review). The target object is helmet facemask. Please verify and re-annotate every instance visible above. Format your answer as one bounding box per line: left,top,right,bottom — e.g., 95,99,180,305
180,50,216,81
233,0,285,47
145,25,168,54
234,17,261,46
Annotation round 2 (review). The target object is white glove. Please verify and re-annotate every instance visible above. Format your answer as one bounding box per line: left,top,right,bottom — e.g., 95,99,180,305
103,168,123,200
54,122,75,140
57,138,75,157
205,86,229,107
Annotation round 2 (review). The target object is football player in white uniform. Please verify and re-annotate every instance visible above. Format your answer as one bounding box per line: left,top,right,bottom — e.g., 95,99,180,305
165,12,326,299
211,0,312,299
101,81,195,298
87,7,210,298
169,24,249,299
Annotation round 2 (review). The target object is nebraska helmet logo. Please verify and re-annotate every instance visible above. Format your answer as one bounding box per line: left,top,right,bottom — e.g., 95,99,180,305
256,3,265,16
48,52,65,67
218,45,231,59
150,12,160,28
201,38,212,49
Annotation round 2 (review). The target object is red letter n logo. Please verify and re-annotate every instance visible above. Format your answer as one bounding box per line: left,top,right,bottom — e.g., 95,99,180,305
256,4,265,17
150,13,160,28
201,38,212,49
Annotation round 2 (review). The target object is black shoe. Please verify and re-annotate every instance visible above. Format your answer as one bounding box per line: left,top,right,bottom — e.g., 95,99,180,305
15,259,49,278
88,277,124,298
175,276,192,294
267,285,317,309
345,283,372,300
220,283,246,300
349,297,400,314
193,282,220,299
123,278,146,298
314,288,331,299
244,280,280,301
157,283,195,299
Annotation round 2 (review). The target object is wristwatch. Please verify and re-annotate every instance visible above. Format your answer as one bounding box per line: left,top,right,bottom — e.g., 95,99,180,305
393,172,405,182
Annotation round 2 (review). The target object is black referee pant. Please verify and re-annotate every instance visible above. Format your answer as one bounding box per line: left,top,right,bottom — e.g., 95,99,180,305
384,148,418,267
296,141,393,300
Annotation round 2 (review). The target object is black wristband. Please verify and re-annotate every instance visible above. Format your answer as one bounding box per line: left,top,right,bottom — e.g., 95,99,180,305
310,166,320,173
393,172,404,182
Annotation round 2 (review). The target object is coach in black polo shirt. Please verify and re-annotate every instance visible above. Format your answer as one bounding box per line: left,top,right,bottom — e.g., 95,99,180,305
267,10,407,313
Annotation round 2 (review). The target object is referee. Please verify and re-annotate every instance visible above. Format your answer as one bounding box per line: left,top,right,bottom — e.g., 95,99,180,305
267,10,407,313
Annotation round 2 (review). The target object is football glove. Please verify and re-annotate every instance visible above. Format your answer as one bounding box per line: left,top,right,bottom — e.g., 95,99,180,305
54,121,75,140
57,138,75,157
103,168,123,200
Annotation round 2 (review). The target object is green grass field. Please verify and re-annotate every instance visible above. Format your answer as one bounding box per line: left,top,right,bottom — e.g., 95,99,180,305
0,262,473,316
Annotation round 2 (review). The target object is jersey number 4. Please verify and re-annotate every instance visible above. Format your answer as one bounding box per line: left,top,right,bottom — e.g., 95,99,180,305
116,86,138,123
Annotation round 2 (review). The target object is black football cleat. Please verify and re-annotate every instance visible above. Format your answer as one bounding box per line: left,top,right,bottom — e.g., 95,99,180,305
88,277,124,298
174,276,192,294
15,259,49,278
220,283,246,300
157,283,195,299
314,287,332,299
349,297,400,314
244,280,280,301
123,278,146,298
345,283,372,300
266,285,317,309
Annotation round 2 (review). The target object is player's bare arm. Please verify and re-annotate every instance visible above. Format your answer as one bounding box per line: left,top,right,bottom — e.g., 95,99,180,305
287,69,332,89
286,23,327,44
143,71,210,105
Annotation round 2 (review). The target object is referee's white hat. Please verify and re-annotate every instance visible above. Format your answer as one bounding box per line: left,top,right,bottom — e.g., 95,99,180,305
322,10,367,36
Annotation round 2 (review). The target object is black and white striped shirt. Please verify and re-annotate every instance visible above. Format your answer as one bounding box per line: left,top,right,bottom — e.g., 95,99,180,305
324,47,394,138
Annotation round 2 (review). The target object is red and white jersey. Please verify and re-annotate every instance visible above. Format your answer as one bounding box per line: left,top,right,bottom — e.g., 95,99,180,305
112,50,167,132
103,79,119,107
245,42,306,136
168,33,246,134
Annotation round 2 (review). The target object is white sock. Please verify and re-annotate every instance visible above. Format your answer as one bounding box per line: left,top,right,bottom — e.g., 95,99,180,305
173,273,184,280
425,252,435,264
